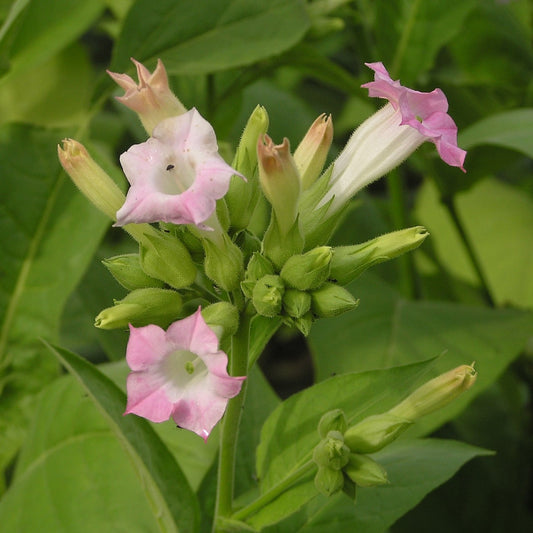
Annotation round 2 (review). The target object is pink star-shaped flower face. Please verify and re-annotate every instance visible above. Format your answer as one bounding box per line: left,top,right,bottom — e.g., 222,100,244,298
362,62,466,171
124,308,245,440
115,108,240,228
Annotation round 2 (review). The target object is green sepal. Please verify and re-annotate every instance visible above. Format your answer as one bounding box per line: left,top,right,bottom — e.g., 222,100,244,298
280,246,332,290
102,254,164,290
262,212,304,270
201,302,240,342
282,288,311,318
318,409,348,439
314,466,344,497
310,282,359,318
203,233,244,292
344,453,389,488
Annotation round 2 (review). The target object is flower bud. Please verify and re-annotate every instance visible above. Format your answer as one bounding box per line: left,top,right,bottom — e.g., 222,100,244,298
258,135,301,236
58,139,125,221
388,363,477,421
330,227,429,285
311,282,359,318
344,453,388,488
280,246,332,291
318,409,348,439
294,113,333,190
343,413,412,454
226,105,269,230
282,288,311,319
241,252,275,299
312,431,350,470
107,58,186,135
95,288,183,329
314,466,344,497
201,302,240,341
203,233,244,292
102,254,164,290
140,232,196,289
252,274,285,317
286,312,314,337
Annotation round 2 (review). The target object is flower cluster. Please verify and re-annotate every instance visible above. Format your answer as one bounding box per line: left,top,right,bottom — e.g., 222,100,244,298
58,59,466,441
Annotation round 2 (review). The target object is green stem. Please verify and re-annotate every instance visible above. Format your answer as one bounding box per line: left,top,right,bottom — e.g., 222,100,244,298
213,312,252,529
231,459,316,522
391,0,422,77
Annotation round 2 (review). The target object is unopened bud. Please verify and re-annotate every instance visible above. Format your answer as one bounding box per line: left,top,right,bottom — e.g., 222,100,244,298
313,431,350,470
314,466,344,497
344,453,388,488
311,282,359,318
287,312,314,337
252,275,285,317
294,113,333,190
201,302,239,341
95,288,182,329
330,227,429,285
318,409,348,439
102,254,164,290
283,289,311,318
140,232,196,289
241,252,275,299
388,363,477,421
203,233,244,292
280,246,332,291
344,413,412,454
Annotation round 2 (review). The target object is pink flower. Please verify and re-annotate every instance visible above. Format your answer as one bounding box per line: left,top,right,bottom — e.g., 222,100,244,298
107,58,186,134
362,62,466,171
124,308,245,440
115,108,240,228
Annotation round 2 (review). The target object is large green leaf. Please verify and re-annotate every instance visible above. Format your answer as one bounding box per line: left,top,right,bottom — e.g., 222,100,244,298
45,344,200,532
308,273,533,435
111,0,310,75
246,360,437,528
459,109,533,159
0,124,110,482
264,439,491,533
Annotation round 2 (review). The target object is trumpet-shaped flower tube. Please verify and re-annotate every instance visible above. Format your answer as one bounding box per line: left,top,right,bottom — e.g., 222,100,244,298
124,308,246,440
320,62,466,215
115,108,240,228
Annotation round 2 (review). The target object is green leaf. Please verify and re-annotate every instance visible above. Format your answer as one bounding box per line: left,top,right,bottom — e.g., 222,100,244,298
248,360,436,528
265,439,491,533
248,314,282,368
415,178,533,309
459,108,533,159
111,0,310,75
308,273,533,435
45,344,200,533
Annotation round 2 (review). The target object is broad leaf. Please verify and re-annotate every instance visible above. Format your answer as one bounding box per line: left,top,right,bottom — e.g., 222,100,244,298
45,344,200,533
111,0,310,75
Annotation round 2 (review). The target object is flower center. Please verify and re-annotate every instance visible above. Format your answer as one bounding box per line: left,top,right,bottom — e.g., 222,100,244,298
161,349,208,391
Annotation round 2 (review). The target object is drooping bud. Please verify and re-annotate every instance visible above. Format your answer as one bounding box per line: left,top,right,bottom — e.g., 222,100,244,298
58,139,125,221
330,227,429,285
102,254,164,291
201,302,240,342
343,413,412,454
202,232,244,292
95,288,183,329
257,135,301,236
310,282,359,318
280,246,332,291
388,363,477,421
226,105,269,230
344,453,389,488
140,231,196,289
107,58,186,135
252,274,285,317
318,409,348,439
282,288,311,319
294,113,333,190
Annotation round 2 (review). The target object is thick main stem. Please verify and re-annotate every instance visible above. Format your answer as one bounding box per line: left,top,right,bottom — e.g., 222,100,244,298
212,312,251,530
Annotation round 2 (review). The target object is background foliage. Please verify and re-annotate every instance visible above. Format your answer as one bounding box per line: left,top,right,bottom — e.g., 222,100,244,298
0,0,532,531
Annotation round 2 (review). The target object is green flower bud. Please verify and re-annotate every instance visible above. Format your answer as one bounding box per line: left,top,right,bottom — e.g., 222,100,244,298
94,288,183,330
280,246,332,290
286,312,314,337
329,227,429,285
312,431,350,470
262,213,304,269
140,231,196,289
344,453,388,488
318,409,348,439
282,288,312,318
242,252,276,299
252,274,285,317
343,413,412,454
102,254,164,290
201,302,240,342
388,363,477,421
226,105,269,231
310,282,359,318
314,466,344,497
203,233,244,292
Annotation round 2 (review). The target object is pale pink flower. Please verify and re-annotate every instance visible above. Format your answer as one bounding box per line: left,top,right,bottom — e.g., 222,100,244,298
124,308,245,440
115,108,240,228
107,58,186,134
362,62,466,171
